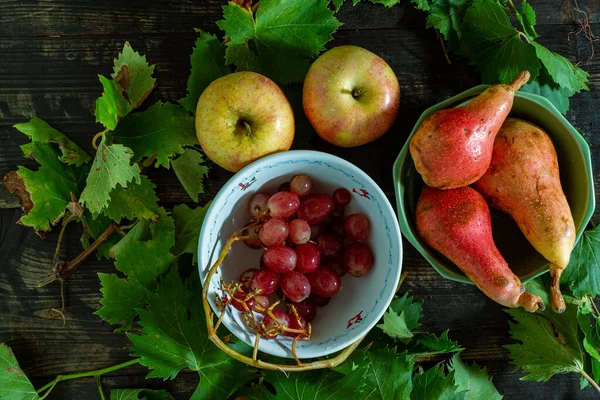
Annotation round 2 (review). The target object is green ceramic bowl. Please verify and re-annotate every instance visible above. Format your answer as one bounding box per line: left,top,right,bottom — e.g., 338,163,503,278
393,85,595,284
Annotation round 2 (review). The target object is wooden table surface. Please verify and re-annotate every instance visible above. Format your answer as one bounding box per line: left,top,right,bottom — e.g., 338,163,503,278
1,1,599,398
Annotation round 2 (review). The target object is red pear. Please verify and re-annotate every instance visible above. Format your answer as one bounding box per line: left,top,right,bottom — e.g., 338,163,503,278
416,185,543,312
410,71,530,189
473,118,576,313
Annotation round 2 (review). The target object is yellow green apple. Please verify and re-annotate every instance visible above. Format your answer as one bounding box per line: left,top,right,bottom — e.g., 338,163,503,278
303,45,400,147
195,71,295,172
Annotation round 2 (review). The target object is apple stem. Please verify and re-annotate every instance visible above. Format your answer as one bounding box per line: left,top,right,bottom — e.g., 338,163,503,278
243,120,252,136
352,88,363,98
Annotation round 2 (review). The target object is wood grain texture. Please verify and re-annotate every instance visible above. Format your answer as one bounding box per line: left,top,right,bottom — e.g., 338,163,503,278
1,0,600,399
2,24,599,207
0,0,597,37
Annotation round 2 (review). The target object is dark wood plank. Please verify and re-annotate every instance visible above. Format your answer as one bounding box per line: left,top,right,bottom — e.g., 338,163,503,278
2,1,600,399
2,207,598,398
0,0,597,38
2,24,599,207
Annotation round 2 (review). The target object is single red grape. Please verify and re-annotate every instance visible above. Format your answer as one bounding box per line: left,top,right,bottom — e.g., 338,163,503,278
333,188,351,206
290,175,312,197
291,301,317,322
308,267,341,297
263,245,297,273
267,191,300,218
281,271,311,302
231,291,256,312
298,194,334,224
344,242,374,277
295,243,321,274
309,293,331,307
317,232,344,260
259,218,289,246
253,295,270,313
250,269,280,295
289,219,311,244
248,193,270,220
262,309,290,339
239,268,258,291
344,213,371,242
242,223,262,249
286,315,307,337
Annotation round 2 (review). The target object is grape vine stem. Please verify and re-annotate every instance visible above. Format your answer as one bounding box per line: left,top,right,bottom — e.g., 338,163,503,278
36,359,138,399
581,369,600,393
202,226,364,371
59,222,118,280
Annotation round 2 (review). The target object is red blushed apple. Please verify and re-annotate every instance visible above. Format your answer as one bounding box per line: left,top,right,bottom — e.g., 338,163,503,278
303,45,400,147
195,71,295,172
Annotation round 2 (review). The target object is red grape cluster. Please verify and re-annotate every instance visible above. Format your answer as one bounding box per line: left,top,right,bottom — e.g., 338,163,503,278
227,174,374,340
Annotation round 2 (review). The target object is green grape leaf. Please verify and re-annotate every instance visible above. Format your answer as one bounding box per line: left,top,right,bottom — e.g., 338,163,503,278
370,0,401,6
2,142,89,234
219,0,342,84
171,147,209,202
460,0,540,84
423,0,472,52
14,118,91,166
128,270,249,399
505,292,586,382
413,364,465,400
377,308,414,342
109,207,174,259
515,0,538,40
576,297,600,371
258,362,367,399
79,135,141,216
411,0,430,11
377,292,422,342
95,273,147,332
171,202,211,263
113,102,197,168
113,216,176,290
561,226,600,298
179,30,230,113
449,353,502,400
338,347,415,400
95,75,133,130
110,388,174,400
531,42,589,96
102,175,160,223
521,67,570,114
0,343,40,400
390,292,423,331
332,0,344,11
408,330,463,356
112,42,157,109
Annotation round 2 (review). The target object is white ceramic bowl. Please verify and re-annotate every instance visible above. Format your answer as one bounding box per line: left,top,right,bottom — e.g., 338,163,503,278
198,150,403,359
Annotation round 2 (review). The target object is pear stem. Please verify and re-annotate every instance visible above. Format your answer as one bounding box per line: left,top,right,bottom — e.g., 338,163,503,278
518,292,545,312
508,71,531,91
550,264,566,313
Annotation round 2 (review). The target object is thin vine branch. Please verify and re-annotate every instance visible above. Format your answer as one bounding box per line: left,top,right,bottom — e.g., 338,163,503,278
51,212,76,271
38,222,118,287
59,222,118,279
581,368,600,394
96,376,106,400
36,359,139,398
